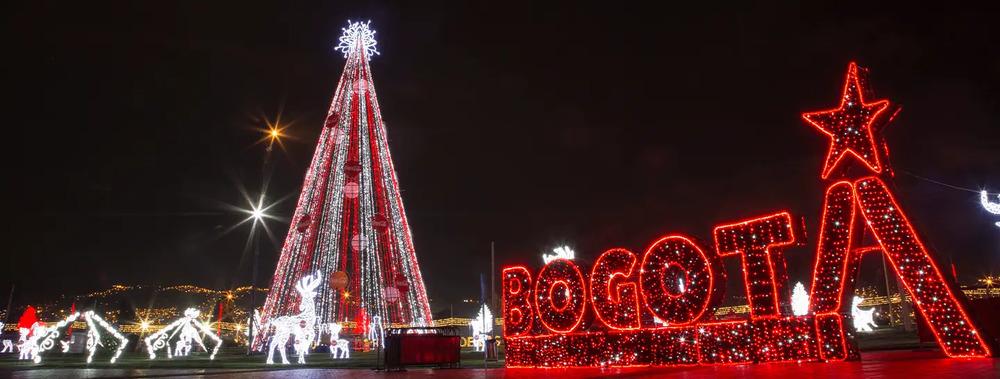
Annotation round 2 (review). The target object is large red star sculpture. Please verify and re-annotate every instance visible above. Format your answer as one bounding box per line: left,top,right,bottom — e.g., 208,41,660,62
802,62,891,179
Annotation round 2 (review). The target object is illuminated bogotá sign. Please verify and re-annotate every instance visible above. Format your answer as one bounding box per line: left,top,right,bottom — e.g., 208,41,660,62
502,62,993,368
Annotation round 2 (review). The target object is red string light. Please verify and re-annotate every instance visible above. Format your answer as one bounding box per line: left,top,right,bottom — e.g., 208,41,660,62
502,61,993,368
853,176,991,357
502,266,535,337
713,212,795,319
808,181,859,360
590,248,642,330
639,236,721,325
802,62,890,179
534,259,588,333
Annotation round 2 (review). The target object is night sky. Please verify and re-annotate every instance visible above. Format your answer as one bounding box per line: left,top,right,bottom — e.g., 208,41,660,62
6,2,1000,314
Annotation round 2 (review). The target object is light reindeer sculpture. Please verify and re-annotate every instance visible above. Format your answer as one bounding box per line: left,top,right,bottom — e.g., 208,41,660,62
266,272,322,365
328,322,350,359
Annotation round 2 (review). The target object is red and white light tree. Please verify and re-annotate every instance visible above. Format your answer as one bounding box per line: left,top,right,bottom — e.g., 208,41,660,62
254,21,432,349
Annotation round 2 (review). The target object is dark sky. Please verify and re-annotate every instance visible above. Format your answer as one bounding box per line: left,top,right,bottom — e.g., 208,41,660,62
6,2,1000,313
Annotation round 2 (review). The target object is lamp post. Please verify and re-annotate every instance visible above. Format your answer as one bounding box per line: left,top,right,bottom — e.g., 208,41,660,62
247,123,281,354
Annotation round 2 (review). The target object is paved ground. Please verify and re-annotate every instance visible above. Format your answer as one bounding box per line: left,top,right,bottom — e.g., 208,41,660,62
5,350,998,378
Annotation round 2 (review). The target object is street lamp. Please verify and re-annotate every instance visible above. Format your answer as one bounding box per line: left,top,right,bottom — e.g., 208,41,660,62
245,193,272,355
245,121,284,354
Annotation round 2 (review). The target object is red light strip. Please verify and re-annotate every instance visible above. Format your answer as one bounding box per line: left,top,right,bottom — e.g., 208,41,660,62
590,248,642,330
807,181,858,360
504,316,820,367
502,266,534,337
713,212,795,319
534,259,588,333
802,62,890,179
639,236,719,325
853,177,991,357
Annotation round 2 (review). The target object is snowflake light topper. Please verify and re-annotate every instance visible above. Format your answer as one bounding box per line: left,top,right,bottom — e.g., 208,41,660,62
335,20,379,58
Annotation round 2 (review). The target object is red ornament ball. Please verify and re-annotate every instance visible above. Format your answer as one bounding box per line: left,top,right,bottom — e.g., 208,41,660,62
351,234,368,252
384,286,400,303
344,181,359,199
296,214,312,233
330,271,349,290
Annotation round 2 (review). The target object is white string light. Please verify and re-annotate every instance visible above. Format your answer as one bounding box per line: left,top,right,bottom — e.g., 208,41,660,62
266,272,322,365
542,246,575,264
981,190,1000,227
145,308,223,360
851,296,877,332
84,311,129,364
368,315,385,349
335,20,379,58
328,322,350,359
31,311,128,364
469,304,493,352
791,282,810,316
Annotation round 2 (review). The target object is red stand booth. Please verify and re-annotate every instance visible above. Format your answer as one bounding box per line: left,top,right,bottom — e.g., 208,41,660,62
384,326,461,370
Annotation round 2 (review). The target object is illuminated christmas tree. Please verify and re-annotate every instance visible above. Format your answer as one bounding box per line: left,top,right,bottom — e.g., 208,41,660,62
255,20,432,348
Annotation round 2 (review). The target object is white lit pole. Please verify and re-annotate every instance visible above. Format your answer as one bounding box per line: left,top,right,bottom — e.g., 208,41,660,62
248,202,264,355
248,125,280,355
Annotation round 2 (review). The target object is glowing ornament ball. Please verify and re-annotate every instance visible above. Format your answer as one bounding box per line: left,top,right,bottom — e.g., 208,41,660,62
344,181,360,199
372,214,388,228
344,161,362,176
384,287,400,303
330,271,349,290
394,274,409,294
351,234,367,252
296,214,312,233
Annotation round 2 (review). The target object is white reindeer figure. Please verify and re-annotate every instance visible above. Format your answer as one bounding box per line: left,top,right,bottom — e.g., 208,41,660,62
981,190,1000,227
266,272,322,365
469,304,493,352
851,296,877,332
328,322,350,359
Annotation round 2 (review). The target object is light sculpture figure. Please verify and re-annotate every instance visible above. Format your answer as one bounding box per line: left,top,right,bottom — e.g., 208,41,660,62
851,296,877,332
144,308,223,360
542,246,575,265
31,311,128,364
469,304,493,352
266,272,322,364
328,322,350,359
791,282,810,316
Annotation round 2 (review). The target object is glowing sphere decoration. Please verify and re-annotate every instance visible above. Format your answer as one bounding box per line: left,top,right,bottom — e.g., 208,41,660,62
344,181,360,199
350,233,367,252
330,271,349,290
384,287,400,303
296,214,312,233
